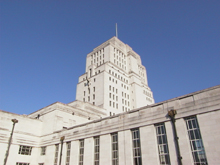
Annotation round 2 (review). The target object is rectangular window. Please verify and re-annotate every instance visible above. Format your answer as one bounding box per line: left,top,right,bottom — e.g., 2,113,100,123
41,146,46,155
88,96,90,101
131,128,142,165
112,133,119,165
185,116,208,165
16,163,30,165
93,94,95,100
109,101,111,106
93,87,95,91
66,142,71,165
94,137,100,165
79,140,84,165
155,123,170,165
18,145,32,155
39,163,44,165
54,144,59,165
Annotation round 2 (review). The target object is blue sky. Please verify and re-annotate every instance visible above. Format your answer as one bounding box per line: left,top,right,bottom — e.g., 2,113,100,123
1,1,219,115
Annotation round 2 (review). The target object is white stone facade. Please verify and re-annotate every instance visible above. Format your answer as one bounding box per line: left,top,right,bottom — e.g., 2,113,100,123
1,37,220,165
76,37,154,115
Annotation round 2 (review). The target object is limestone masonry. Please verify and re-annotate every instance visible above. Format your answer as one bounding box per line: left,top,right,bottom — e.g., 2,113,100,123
0,37,219,165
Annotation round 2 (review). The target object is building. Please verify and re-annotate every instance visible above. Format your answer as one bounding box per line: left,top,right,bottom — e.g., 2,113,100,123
76,37,154,115
0,37,220,165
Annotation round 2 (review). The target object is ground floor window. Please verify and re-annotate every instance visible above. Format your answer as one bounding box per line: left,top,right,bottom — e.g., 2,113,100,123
131,128,142,165
155,123,170,165
16,163,30,165
185,116,208,165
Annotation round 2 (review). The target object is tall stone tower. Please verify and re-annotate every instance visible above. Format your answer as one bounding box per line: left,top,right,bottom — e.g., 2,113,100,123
76,37,154,115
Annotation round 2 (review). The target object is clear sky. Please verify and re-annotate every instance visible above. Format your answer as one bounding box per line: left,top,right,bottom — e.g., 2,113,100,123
0,1,219,115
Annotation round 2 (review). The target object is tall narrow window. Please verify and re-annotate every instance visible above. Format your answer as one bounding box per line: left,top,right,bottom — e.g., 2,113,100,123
131,128,142,165
66,142,71,165
112,133,119,165
93,87,95,92
155,123,170,165
79,140,84,165
94,137,100,165
41,146,46,155
185,116,208,165
54,144,59,165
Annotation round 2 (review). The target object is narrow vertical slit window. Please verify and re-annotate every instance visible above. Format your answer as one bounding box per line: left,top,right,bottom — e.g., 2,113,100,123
131,128,142,165
155,123,170,165
185,116,208,165
112,133,119,165
94,136,100,165
79,139,84,165
66,142,71,165
54,144,59,165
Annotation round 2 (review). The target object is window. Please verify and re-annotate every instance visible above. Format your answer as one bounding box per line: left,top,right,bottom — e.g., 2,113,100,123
116,96,118,101
185,116,208,165
109,85,111,91
116,89,118,94
54,144,59,165
18,145,32,155
109,101,111,106
93,87,95,92
66,142,71,165
16,163,30,165
79,140,84,165
109,77,111,80
93,94,95,100
94,137,100,165
41,146,46,155
39,163,44,165
131,128,142,165
155,123,170,165
109,93,111,98
88,96,90,101
116,103,118,109
112,133,119,165
84,91,85,96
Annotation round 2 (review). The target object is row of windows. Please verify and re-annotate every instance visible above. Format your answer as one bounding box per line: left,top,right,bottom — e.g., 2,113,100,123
91,59,105,66
109,76,118,84
143,90,152,97
84,87,96,95
17,117,207,165
91,49,104,59
114,48,126,59
113,59,126,70
114,53,126,64
109,70,128,84
122,91,129,99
